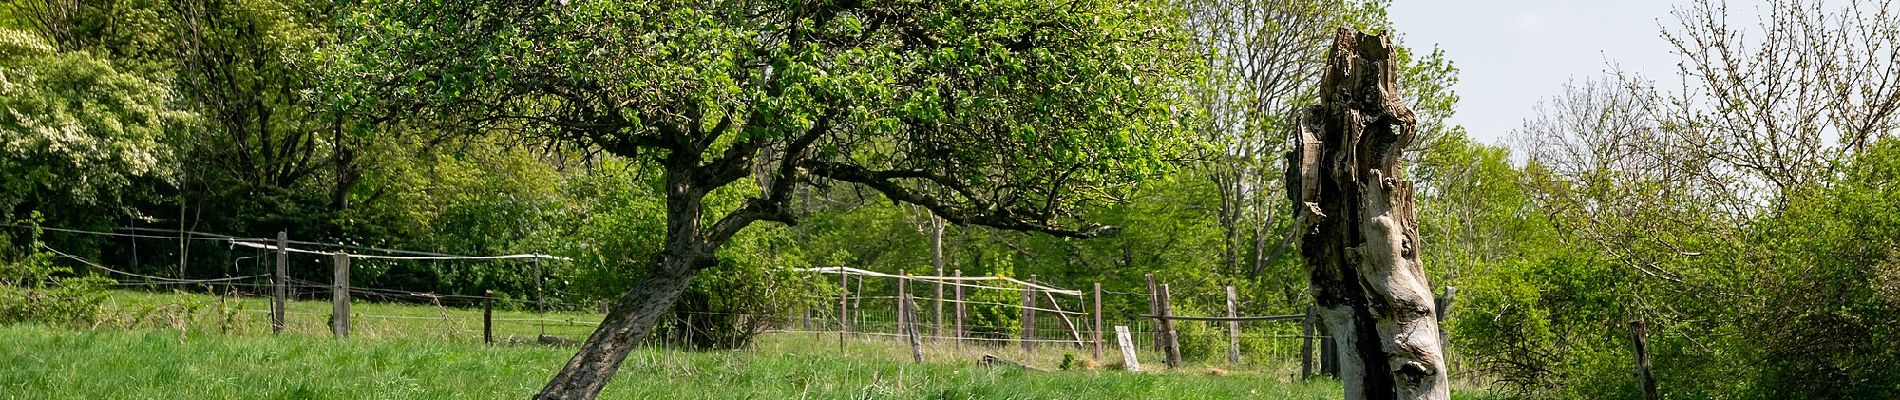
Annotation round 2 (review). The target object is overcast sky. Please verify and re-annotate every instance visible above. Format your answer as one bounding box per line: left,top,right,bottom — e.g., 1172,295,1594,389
1389,0,1691,146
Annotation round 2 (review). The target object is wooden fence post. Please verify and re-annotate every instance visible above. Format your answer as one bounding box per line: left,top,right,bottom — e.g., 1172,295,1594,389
1158,283,1181,368
1115,325,1142,372
272,231,286,335
905,291,923,364
933,221,945,339
482,290,497,343
331,253,350,338
953,269,965,347
898,273,909,338
534,256,545,336
1302,305,1316,379
1145,274,1162,351
1632,319,1659,400
1021,275,1037,354
1225,285,1240,365
838,267,849,354
1092,282,1103,361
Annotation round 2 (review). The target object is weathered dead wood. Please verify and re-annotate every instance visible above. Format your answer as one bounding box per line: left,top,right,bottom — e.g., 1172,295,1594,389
272,231,286,335
1225,286,1240,365
1632,320,1659,400
1040,290,1086,348
539,334,580,346
1157,283,1182,368
979,354,1051,372
904,290,923,364
1284,28,1449,400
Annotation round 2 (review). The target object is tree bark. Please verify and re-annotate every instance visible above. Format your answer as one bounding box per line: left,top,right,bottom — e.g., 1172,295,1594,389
533,259,699,400
1285,28,1449,400
536,157,723,400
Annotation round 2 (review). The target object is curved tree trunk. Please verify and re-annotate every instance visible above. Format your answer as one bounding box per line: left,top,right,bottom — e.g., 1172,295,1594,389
536,159,721,400
1286,28,1449,400
533,261,698,400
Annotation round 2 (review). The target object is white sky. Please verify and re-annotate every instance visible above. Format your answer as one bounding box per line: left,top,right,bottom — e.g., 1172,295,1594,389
1389,0,1691,146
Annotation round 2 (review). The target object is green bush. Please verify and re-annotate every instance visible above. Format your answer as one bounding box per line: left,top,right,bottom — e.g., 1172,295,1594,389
1449,140,1900,399
1173,310,1225,362
1742,140,1900,399
962,286,1021,341
1,220,113,326
661,251,825,350
558,169,824,349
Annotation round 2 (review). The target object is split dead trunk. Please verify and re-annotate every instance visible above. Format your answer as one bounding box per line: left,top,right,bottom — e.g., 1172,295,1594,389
1285,28,1449,400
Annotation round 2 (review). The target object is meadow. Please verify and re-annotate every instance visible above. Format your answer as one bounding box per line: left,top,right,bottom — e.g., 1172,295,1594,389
0,290,1512,399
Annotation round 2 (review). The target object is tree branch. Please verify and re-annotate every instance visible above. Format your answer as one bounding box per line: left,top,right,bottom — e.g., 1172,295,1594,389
801,160,1118,239
696,110,842,249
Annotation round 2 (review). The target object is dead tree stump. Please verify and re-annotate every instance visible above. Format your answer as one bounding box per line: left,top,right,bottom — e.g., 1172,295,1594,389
1285,28,1449,400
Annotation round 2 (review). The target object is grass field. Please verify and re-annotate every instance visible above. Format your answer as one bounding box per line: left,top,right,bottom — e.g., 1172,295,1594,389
0,290,1500,399
91,289,606,342
0,324,1356,399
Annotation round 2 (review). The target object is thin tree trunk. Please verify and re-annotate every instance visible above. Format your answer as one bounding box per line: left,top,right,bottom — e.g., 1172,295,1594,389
1285,28,1448,400
931,216,945,338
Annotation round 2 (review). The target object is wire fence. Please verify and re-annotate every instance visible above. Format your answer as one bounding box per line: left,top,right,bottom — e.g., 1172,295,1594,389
16,223,1344,373
759,266,1348,374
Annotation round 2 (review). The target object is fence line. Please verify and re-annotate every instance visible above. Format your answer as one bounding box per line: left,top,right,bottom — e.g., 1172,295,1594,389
5,223,238,241
228,240,568,261
24,223,1371,374
800,266,1082,295
39,243,265,284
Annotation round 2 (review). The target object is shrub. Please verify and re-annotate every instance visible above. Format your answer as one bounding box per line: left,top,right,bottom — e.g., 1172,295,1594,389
1,219,113,326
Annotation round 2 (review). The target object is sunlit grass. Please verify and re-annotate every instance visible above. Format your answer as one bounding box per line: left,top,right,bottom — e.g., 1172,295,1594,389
0,324,1353,399
0,290,1505,399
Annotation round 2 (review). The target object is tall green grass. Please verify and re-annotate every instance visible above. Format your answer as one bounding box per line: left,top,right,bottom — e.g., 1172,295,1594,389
0,324,1350,399
0,290,1503,399
93,289,603,342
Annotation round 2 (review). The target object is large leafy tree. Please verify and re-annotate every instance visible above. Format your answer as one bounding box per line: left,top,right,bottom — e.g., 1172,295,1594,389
1174,1,1461,317
338,0,1197,398
1491,1,1900,396
170,0,358,226
0,29,194,225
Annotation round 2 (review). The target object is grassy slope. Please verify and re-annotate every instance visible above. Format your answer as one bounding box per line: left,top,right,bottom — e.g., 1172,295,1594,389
0,324,1345,399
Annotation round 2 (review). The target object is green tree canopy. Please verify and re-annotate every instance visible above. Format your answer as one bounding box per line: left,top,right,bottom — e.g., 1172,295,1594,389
0,29,194,220
338,0,1197,239
335,0,1201,397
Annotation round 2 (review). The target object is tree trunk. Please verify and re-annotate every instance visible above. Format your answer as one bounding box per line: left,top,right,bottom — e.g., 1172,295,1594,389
1285,28,1449,400
536,159,721,400
931,216,945,337
533,259,698,400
